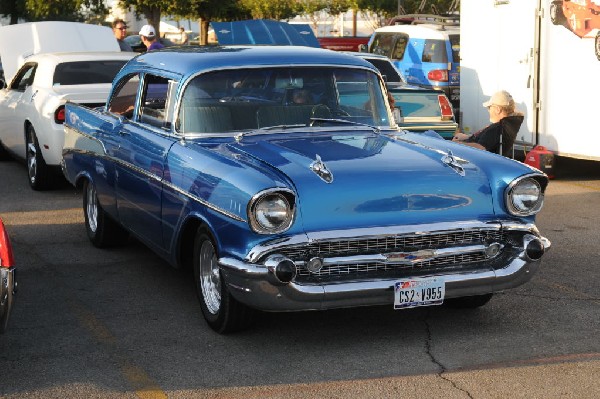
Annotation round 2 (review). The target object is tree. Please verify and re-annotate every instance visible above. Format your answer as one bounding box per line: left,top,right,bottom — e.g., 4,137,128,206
0,0,108,23
239,0,300,20
0,0,28,24
355,0,457,21
26,0,108,22
185,0,249,45
118,0,187,37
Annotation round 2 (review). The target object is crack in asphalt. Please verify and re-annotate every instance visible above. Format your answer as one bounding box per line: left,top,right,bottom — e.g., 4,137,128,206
512,292,600,302
424,310,474,399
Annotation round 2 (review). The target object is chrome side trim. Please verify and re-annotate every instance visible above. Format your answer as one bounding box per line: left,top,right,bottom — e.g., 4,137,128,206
63,127,246,223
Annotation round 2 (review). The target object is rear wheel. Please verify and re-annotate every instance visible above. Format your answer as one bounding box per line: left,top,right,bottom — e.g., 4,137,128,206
26,126,52,190
444,293,493,309
193,228,254,333
83,179,128,247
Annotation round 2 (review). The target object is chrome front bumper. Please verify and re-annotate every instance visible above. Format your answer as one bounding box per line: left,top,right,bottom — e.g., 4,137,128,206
219,231,551,312
0,267,16,333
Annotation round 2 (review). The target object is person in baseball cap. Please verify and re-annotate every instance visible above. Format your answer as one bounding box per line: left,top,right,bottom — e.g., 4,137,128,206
139,24,164,51
482,90,515,109
452,90,524,158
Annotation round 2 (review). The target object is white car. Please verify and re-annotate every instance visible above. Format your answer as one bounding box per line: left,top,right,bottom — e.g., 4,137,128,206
0,21,134,190
0,52,133,189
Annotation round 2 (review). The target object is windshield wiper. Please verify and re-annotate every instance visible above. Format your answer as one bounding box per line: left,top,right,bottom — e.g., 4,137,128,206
234,124,307,142
309,117,380,133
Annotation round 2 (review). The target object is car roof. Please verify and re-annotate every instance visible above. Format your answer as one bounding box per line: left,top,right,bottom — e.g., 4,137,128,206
373,24,459,38
121,46,379,81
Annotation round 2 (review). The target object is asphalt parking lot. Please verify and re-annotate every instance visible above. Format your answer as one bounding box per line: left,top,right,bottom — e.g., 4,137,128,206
0,156,599,398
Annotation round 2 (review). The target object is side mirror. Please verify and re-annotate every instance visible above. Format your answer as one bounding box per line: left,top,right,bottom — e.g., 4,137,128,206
358,44,367,53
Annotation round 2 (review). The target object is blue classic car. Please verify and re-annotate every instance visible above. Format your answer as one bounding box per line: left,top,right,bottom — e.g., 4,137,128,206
61,46,550,333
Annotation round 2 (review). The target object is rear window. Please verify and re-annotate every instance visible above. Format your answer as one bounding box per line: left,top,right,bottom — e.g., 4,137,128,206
422,40,447,63
391,92,441,118
53,61,127,86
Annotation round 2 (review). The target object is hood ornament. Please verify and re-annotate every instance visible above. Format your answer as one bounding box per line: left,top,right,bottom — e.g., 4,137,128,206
441,150,465,177
310,154,334,183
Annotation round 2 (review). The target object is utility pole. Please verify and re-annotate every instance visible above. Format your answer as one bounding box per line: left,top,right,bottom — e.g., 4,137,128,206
398,0,404,15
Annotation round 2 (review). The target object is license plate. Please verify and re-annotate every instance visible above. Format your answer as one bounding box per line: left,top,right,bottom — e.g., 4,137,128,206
394,277,445,309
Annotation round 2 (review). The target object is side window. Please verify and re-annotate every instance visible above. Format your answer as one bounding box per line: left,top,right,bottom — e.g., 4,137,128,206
10,64,37,92
140,74,175,129
422,39,448,63
108,74,140,118
391,35,408,61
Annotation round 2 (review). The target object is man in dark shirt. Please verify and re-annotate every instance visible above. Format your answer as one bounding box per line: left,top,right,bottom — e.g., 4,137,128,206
112,19,133,52
453,90,524,157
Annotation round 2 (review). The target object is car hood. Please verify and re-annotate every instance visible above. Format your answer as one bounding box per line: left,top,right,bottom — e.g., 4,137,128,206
229,131,495,232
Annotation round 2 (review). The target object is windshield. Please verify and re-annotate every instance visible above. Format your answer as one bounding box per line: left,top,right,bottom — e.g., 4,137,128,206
177,66,392,134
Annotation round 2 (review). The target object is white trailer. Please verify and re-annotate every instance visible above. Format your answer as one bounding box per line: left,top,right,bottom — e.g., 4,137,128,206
460,0,600,162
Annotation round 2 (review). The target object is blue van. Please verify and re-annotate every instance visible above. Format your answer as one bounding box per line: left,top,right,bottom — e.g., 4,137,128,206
365,18,460,117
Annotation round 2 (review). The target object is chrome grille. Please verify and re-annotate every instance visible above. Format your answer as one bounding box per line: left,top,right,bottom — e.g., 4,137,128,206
268,229,508,279
278,230,505,260
296,253,487,277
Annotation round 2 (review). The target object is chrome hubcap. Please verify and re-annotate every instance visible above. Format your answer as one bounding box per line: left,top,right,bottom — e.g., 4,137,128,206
27,139,37,184
199,240,221,314
86,183,98,233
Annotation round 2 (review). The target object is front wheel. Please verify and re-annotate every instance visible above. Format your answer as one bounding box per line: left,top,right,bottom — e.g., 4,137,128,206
193,228,254,333
83,179,128,248
444,293,493,309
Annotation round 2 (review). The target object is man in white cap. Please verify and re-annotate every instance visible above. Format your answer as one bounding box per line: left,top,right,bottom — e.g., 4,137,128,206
139,24,164,51
452,90,524,158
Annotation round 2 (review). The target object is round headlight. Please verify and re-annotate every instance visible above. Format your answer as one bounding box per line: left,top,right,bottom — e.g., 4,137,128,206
506,177,544,216
249,190,294,234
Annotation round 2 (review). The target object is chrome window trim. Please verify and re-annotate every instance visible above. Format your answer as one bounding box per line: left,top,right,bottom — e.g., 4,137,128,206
174,63,386,137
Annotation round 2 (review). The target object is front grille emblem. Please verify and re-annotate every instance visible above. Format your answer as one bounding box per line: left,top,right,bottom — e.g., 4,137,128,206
386,249,437,264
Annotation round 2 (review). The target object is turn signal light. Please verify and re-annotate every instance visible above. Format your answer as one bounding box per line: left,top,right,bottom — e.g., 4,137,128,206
54,106,66,124
427,69,448,82
438,95,454,120
0,219,15,268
